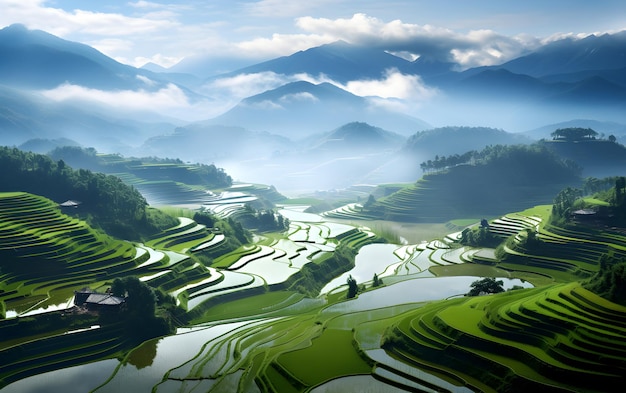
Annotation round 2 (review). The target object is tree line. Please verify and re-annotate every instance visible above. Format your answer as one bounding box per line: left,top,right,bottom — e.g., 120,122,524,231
550,176,626,226
550,127,598,141
419,143,581,180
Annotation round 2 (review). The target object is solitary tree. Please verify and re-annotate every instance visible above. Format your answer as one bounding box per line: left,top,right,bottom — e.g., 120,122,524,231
372,273,383,287
347,275,359,298
466,277,504,296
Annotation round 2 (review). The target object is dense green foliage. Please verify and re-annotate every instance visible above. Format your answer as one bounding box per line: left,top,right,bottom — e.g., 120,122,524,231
111,277,156,318
0,146,176,240
419,143,580,176
550,186,583,225
613,176,626,224
234,205,290,232
551,176,626,226
550,127,598,141
460,226,501,247
585,254,626,305
466,277,504,296
109,276,176,338
582,176,620,195
369,143,582,222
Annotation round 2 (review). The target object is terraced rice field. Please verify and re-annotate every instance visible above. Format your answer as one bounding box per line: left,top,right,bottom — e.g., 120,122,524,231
381,282,626,392
0,192,143,312
2,190,626,393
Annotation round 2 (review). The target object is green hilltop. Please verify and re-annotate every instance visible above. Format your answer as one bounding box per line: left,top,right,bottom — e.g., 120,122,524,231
358,143,582,222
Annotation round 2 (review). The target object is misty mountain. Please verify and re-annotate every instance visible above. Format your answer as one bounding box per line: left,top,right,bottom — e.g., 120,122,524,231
2,24,626,194
0,84,177,150
403,126,533,158
450,69,626,108
215,40,410,84
169,54,254,79
204,81,430,137
204,33,626,133
18,138,81,154
405,57,457,84
139,62,204,90
0,24,163,90
304,122,405,154
141,62,169,73
443,32,626,110
140,120,418,194
453,69,558,99
496,31,626,79
540,139,626,179
141,124,294,163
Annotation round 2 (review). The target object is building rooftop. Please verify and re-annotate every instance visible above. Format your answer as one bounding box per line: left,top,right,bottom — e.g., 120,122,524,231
85,293,125,306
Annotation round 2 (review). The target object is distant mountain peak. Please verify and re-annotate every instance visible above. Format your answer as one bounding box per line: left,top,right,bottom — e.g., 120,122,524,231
0,24,162,90
4,23,28,31
219,40,409,84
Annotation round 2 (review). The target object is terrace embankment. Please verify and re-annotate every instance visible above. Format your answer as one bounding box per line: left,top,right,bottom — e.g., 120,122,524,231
382,282,626,392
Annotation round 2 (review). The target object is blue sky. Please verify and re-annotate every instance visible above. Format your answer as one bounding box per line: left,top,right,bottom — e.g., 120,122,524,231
1,0,625,69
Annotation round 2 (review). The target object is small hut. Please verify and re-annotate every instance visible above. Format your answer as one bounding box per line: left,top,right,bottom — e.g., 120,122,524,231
74,288,125,312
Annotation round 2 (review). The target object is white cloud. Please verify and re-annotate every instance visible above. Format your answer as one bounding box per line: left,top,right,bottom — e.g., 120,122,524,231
246,100,284,110
293,13,542,68
343,68,437,100
38,83,228,121
41,83,189,109
0,0,179,66
279,92,318,103
89,38,135,56
128,1,162,9
0,1,177,36
204,68,437,118
133,54,182,68
235,33,334,59
386,50,420,61
136,75,156,86
324,68,439,115
206,72,293,99
244,0,337,18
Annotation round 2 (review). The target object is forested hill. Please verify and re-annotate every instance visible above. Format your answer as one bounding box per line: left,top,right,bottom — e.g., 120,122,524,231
47,146,232,188
540,138,626,178
0,146,174,240
366,144,582,222
402,126,532,158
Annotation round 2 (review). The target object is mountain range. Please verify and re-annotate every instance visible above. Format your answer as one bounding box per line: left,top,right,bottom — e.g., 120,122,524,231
0,23,625,193
0,24,165,91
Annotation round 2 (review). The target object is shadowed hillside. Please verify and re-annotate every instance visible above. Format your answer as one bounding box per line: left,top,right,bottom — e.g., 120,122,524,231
365,144,581,222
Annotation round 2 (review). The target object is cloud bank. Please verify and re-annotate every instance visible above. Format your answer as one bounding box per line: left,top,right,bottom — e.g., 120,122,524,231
3,1,617,70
